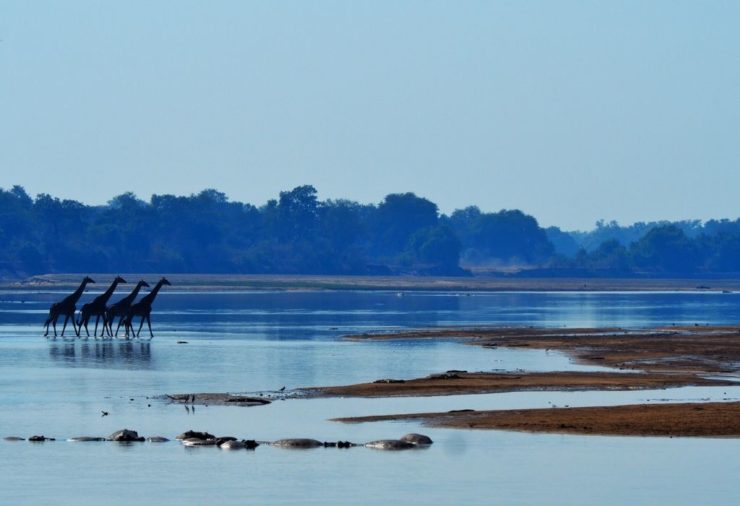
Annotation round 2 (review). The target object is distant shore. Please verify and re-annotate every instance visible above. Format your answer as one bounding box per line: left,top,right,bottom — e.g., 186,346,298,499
5,273,740,292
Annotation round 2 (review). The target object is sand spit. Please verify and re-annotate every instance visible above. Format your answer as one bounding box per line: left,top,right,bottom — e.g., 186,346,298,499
165,393,274,407
345,325,740,375
300,370,735,398
334,401,740,437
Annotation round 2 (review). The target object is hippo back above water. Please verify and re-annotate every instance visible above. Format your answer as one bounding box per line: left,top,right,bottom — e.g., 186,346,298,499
364,439,415,450
400,433,433,446
271,438,323,449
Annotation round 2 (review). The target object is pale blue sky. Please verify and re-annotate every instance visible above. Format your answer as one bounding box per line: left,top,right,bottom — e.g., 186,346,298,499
1,1,738,230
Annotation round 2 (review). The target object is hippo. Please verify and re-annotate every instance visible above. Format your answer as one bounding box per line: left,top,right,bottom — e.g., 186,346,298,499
271,438,323,449
219,440,246,450
364,439,415,450
215,437,237,446
181,438,217,446
323,441,355,448
68,437,106,442
4,436,25,441
147,436,170,443
400,433,433,446
108,429,145,442
176,430,214,441
28,435,55,442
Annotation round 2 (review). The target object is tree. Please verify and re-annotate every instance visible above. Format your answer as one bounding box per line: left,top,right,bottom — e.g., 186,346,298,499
374,193,438,256
630,225,699,273
406,225,462,273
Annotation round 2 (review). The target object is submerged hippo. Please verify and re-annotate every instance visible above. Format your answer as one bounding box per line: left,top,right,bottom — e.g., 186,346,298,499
176,430,214,441
181,438,217,447
28,435,55,442
364,439,415,450
4,436,25,441
219,440,246,450
323,441,355,448
108,429,145,442
271,438,323,449
147,436,170,443
68,436,106,442
400,433,433,446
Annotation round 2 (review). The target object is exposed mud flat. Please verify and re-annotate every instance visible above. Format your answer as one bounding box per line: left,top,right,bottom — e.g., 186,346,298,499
165,393,274,407
301,370,735,398
345,325,740,374
334,401,740,437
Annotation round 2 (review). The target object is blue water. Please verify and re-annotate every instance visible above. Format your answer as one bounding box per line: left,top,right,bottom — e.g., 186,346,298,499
1,289,740,505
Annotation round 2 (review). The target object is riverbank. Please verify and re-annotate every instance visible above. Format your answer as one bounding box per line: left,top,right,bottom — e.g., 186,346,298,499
346,325,740,374
320,325,740,436
299,370,735,398
163,324,740,437
333,401,740,437
6,273,740,292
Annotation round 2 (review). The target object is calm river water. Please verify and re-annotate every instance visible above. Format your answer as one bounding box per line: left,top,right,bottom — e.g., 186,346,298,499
1,289,739,505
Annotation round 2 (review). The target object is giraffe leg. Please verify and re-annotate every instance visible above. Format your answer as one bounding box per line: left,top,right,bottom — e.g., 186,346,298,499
137,316,145,338
93,315,99,338
115,317,123,337
52,316,58,337
61,315,69,337
147,315,153,339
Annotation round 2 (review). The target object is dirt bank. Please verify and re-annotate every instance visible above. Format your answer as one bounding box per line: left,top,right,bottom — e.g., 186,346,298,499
301,370,735,398
346,325,740,374
334,401,740,437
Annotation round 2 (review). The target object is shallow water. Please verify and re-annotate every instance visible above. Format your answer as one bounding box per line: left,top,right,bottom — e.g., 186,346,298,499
1,290,740,505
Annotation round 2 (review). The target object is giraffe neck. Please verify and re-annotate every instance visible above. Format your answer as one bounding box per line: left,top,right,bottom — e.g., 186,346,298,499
70,280,89,303
141,280,164,304
129,283,146,301
101,280,120,301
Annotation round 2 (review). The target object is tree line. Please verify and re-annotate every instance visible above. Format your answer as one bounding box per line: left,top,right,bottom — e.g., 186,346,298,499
2,184,740,278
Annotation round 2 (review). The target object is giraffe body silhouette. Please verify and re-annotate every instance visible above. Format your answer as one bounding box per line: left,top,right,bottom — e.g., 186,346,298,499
43,277,94,337
123,277,171,338
104,280,150,338
77,276,126,337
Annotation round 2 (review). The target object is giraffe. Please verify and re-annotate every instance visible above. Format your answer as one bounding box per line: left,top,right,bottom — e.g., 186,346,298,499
76,276,126,338
104,280,150,338
123,277,172,339
43,276,95,337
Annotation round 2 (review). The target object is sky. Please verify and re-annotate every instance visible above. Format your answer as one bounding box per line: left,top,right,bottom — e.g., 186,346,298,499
1,1,738,231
